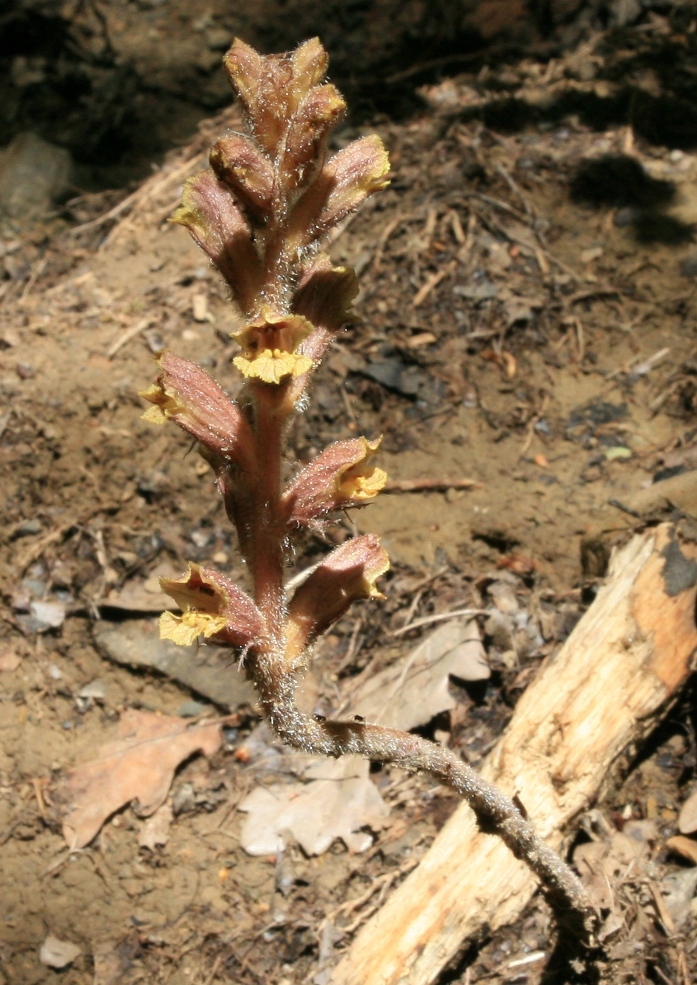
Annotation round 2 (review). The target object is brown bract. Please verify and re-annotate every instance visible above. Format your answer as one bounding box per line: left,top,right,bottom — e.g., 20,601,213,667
286,535,390,659
140,351,255,469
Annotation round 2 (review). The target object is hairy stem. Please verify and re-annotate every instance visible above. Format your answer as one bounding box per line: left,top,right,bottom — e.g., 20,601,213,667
252,653,596,933
250,394,286,631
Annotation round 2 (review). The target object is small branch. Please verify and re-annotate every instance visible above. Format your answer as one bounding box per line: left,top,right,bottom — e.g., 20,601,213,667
383,478,482,494
388,607,487,637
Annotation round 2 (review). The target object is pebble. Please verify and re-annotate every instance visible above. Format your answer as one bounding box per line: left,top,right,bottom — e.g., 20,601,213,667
0,133,72,219
40,935,81,969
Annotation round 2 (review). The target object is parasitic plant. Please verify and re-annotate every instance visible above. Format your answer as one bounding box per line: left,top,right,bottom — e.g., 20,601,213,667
141,38,594,932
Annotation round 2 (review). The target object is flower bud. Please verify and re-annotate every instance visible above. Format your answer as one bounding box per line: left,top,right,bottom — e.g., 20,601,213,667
210,134,275,218
285,535,389,657
280,84,346,191
225,38,331,159
283,437,387,528
140,351,255,470
316,135,391,233
160,563,266,649
172,170,261,313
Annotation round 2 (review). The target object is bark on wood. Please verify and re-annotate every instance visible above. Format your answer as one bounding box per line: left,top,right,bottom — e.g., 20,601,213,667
330,524,697,985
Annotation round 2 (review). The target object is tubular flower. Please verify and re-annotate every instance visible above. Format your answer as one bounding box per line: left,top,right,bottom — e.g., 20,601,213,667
316,135,391,233
288,134,391,247
232,310,314,384
171,170,262,313
140,351,255,468
283,437,387,528
292,257,359,361
159,563,266,649
209,134,275,217
285,535,390,658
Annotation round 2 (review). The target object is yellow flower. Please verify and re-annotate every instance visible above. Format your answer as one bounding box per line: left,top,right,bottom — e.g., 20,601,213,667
160,610,228,646
158,562,265,650
232,311,315,384
285,535,390,659
139,382,183,425
336,437,387,501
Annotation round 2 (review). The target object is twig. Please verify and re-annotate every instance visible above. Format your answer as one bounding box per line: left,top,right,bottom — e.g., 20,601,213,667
105,317,153,358
389,608,487,637
19,257,47,301
413,260,457,307
386,46,501,84
383,477,481,493
371,214,404,273
17,503,117,573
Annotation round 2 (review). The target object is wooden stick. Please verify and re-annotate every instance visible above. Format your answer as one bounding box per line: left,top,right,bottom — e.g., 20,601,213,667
383,478,481,494
330,524,697,985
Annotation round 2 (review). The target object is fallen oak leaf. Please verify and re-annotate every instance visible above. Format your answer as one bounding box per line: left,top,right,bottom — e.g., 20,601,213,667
347,617,489,731
239,755,389,856
57,709,222,848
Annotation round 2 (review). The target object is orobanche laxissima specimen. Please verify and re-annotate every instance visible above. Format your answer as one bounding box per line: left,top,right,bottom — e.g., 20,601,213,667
141,38,593,928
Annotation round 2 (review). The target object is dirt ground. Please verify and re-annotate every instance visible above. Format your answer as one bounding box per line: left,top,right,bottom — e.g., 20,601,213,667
2,4,697,984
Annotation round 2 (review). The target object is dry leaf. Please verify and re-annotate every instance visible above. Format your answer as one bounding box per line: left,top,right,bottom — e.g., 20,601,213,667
40,935,81,969
58,709,222,848
348,618,489,731
239,756,389,856
138,802,173,850
678,788,697,834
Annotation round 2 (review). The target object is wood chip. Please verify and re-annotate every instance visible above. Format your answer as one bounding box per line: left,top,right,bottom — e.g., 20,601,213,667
666,834,697,865
412,260,456,307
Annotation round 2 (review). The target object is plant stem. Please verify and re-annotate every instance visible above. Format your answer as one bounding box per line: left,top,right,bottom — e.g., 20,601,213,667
250,391,286,635
252,654,597,935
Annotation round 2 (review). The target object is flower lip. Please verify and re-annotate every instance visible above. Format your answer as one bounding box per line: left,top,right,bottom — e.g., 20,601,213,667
283,436,387,528
232,310,316,385
336,437,387,501
159,562,266,650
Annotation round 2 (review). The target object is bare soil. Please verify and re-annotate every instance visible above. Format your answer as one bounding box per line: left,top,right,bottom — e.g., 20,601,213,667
2,6,697,985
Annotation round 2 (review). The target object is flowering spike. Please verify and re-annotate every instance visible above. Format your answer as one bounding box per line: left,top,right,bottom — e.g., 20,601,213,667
160,563,267,650
283,437,387,528
151,39,594,924
139,351,255,468
171,170,261,312
285,535,390,658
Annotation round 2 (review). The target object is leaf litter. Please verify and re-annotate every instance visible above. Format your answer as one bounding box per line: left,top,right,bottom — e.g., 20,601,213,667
57,709,222,849
239,618,487,856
